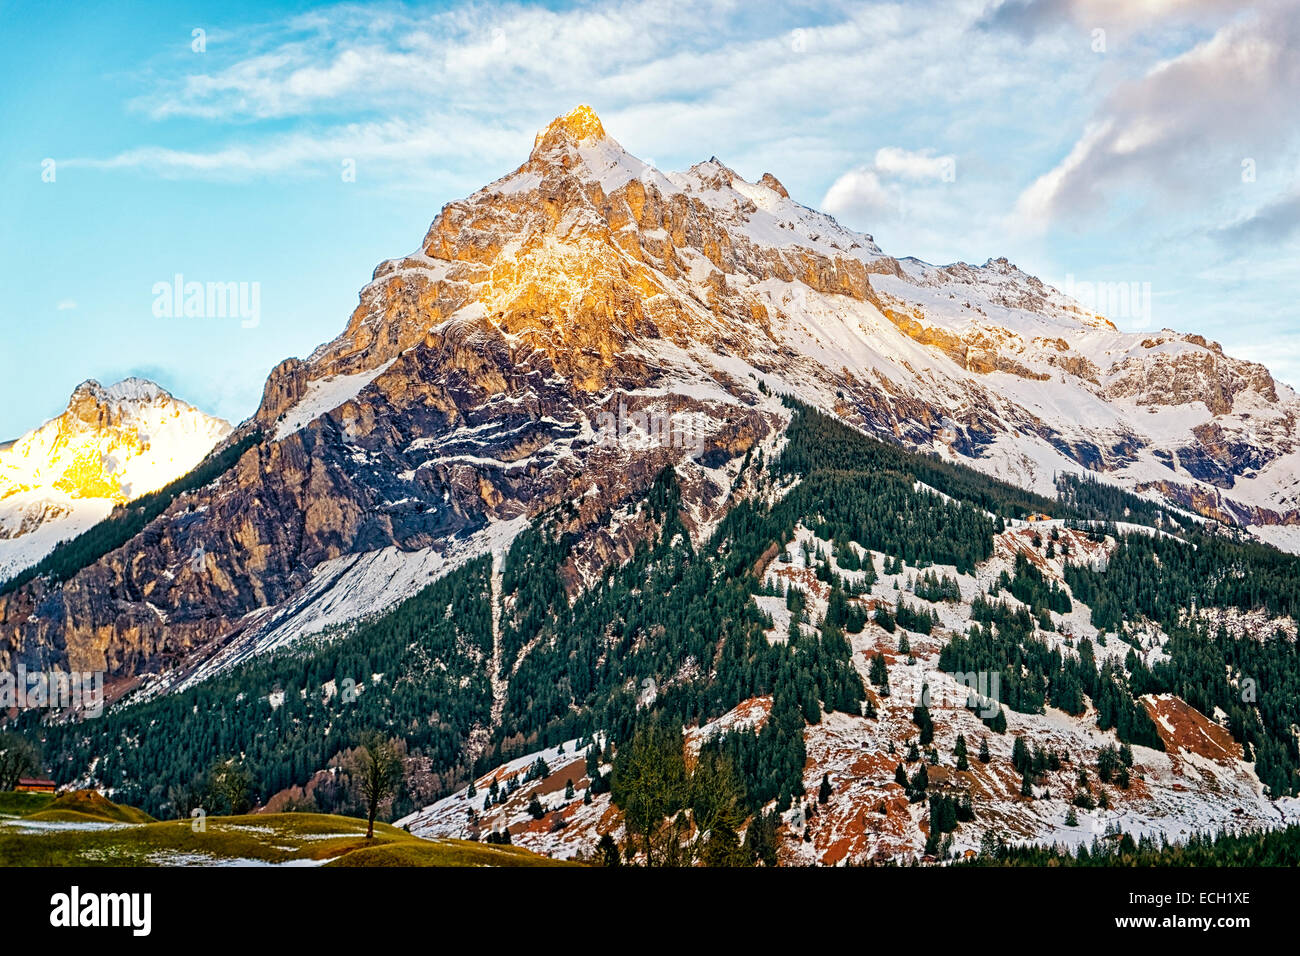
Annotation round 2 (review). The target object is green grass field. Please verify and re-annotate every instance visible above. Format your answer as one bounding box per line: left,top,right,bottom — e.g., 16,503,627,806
0,791,55,817
325,838,577,867
0,791,577,867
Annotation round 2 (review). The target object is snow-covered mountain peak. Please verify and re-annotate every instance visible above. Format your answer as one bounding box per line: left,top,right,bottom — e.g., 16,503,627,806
246,108,1299,552
73,376,167,401
0,378,231,579
64,377,175,427
531,103,609,152
6,106,1300,731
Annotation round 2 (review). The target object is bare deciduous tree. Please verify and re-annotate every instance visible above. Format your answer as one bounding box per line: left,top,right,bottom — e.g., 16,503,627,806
350,733,403,839
0,733,39,791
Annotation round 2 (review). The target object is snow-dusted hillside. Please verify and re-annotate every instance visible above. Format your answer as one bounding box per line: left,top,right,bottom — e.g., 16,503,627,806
0,379,230,579
399,521,1300,864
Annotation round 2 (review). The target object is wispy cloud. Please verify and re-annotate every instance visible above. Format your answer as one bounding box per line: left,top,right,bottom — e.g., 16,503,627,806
873,147,957,181
130,0,748,123
1211,189,1300,246
73,0,1058,184
65,115,529,179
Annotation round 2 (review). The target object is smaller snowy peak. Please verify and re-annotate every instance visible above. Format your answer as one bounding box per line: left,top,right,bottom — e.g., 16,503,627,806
888,255,1115,334
0,378,231,576
73,377,168,403
2,377,231,499
64,377,174,428
666,156,886,260
684,156,739,191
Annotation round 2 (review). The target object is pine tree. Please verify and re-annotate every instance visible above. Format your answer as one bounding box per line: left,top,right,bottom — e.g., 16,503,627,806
979,737,991,763
596,832,620,866
818,773,832,804
869,652,890,692
1119,743,1133,768
957,792,975,822
527,794,546,820
743,810,780,867
913,699,934,745
911,763,929,795
983,705,1007,734
1012,736,1030,774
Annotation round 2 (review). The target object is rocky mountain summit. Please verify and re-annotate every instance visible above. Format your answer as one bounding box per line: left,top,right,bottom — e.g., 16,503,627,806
2,106,1296,688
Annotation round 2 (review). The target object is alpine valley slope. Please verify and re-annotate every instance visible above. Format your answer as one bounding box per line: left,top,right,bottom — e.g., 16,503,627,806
1,105,1297,690
398,516,1300,864
0,379,231,582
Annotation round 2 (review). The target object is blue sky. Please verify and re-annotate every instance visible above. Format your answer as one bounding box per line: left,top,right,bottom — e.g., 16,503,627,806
2,0,1297,438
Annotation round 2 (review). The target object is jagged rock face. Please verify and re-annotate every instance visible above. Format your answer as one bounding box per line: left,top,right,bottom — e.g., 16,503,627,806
3,105,1299,682
261,108,1300,529
262,107,893,418
1106,335,1279,415
2,315,774,676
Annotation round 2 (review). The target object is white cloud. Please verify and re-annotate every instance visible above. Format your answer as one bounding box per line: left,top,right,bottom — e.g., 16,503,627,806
56,300,77,311
133,0,739,122
821,146,960,243
1013,122,1110,230
822,167,895,221
873,147,956,181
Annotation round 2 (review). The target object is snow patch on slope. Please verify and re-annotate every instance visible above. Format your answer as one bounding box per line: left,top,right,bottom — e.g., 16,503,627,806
273,360,396,441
